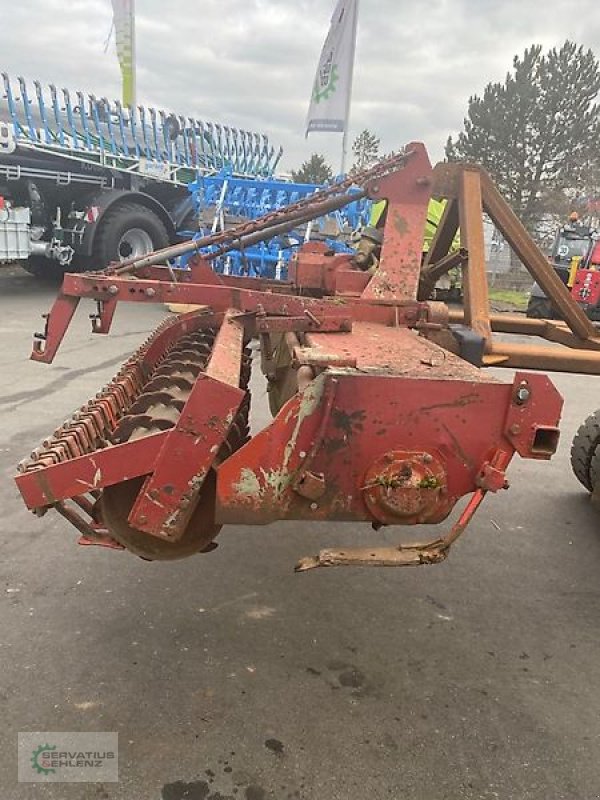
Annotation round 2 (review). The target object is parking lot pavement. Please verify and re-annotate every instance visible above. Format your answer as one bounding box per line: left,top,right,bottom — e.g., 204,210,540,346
2,266,600,800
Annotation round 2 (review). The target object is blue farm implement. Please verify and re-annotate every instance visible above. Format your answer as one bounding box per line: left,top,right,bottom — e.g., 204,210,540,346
0,73,281,276
182,172,371,279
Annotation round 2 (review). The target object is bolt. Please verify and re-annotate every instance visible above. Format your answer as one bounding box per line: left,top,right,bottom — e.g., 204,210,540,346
108,284,119,295
515,386,530,404
422,453,433,464
310,502,318,510
145,287,156,298
138,514,147,524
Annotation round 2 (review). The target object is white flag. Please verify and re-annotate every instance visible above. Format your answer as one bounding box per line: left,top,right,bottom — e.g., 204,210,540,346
306,0,358,136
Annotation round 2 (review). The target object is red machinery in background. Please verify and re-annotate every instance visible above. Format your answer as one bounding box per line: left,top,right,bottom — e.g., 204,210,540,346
14,144,600,570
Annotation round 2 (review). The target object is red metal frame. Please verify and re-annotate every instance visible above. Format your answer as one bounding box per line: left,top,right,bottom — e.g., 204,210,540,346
15,142,568,567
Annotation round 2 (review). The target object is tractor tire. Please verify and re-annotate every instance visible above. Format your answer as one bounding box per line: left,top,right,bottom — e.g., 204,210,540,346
570,409,600,491
93,202,169,268
526,296,553,319
589,447,600,498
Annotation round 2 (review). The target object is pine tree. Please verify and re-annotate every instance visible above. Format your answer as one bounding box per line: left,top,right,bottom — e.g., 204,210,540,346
446,41,600,232
351,129,380,171
291,154,333,184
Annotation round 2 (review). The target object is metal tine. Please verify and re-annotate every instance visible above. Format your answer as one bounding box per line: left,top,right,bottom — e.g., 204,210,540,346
222,125,231,168
75,91,93,150
204,121,216,169
272,145,283,174
190,118,202,169
246,130,256,174
149,107,162,161
245,131,254,174
252,132,262,174
2,73,23,138
62,88,80,150
89,94,106,153
138,105,153,159
187,117,199,169
50,83,65,147
17,76,37,141
33,80,52,144
114,100,130,157
158,109,170,162
231,127,240,173
257,133,267,175
238,130,247,174
178,115,191,167
126,104,141,158
196,119,210,170
101,96,119,156
214,123,225,169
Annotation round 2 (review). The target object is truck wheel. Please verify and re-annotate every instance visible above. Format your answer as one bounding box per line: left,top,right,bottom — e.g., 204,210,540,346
526,296,553,319
570,409,600,491
93,202,169,267
23,256,68,283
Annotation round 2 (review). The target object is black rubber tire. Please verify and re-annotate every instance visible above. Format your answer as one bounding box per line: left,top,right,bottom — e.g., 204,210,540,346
93,202,169,268
526,296,553,319
570,409,600,491
590,447,600,496
22,255,69,283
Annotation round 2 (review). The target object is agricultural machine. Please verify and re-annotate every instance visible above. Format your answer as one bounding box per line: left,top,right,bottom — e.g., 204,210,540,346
14,144,600,569
0,73,281,277
186,171,370,280
527,215,599,320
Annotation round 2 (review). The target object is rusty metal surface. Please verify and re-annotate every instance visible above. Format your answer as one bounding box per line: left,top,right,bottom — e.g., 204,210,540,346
459,168,492,343
362,449,451,525
486,341,600,373
128,376,245,540
479,170,597,340
303,323,496,379
109,150,415,275
13,145,575,570
361,142,432,302
215,369,562,526
295,450,511,570
128,315,247,540
447,309,600,350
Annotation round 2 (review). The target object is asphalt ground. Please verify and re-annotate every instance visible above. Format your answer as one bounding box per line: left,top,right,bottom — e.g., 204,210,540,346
1,266,600,800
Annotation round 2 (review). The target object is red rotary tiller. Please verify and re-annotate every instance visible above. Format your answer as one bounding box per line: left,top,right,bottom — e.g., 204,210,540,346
18,142,600,570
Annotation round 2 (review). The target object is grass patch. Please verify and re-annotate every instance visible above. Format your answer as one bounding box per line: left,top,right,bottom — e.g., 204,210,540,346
488,288,529,310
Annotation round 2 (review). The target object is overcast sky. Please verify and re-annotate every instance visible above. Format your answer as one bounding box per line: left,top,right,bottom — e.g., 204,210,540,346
2,0,599,173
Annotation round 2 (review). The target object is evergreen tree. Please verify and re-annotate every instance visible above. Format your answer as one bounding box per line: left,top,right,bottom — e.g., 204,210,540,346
446,41,600,231
351,129,381,171
291,154,333,184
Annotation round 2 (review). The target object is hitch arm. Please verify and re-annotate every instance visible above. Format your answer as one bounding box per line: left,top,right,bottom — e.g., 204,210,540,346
31,293,80,363
295,450,512,571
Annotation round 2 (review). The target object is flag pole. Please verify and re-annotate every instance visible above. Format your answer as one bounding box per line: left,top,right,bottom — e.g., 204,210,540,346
340,0,358,174
129,0,136,108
